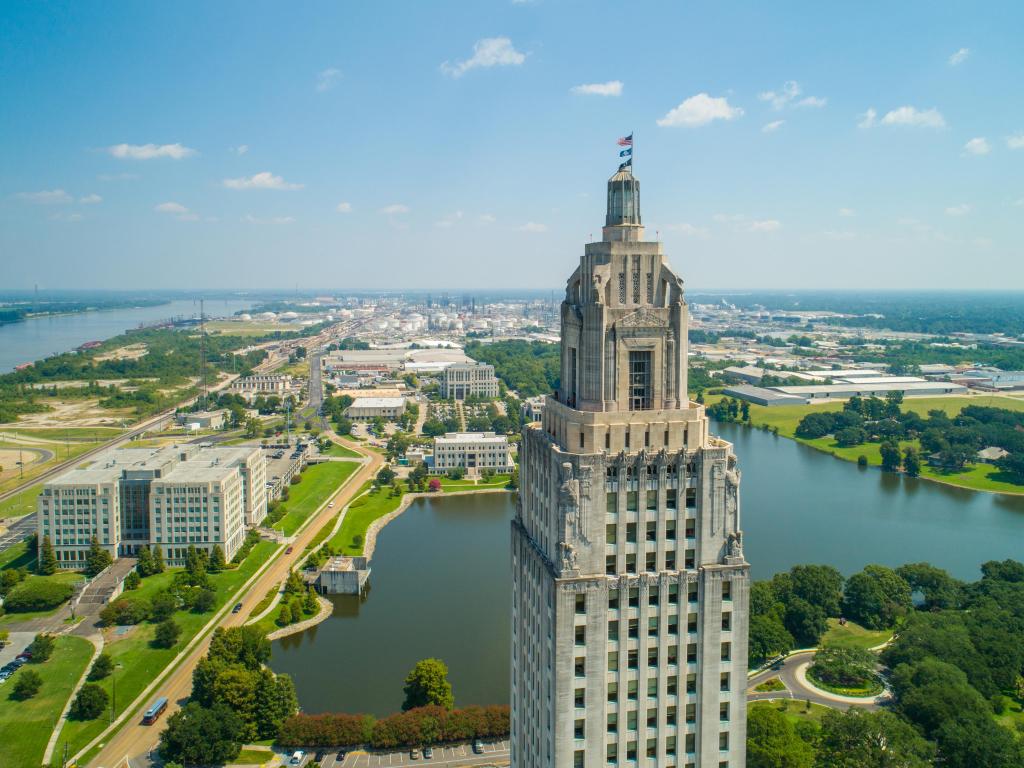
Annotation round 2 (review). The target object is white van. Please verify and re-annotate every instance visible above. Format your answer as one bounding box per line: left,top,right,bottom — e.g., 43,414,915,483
289,750,305,765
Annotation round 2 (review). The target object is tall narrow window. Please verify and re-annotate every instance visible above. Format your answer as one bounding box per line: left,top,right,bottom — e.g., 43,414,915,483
632,255,641,304
629,351,652,411
568,347,578,408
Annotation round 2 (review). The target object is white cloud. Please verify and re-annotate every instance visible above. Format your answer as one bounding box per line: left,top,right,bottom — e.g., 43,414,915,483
839,208,856,217
571,80,623,97
231,145,249,155
79,193,102,204
155,201,198,221
16,189,73,204
761,120,785,133
49,212,84,222
666,222,709,238
379,204,410,215
243,214,294,224
657,93,743,127
316,68,341,92
945,203,971,216
477,213,496,224
797,96,827,108
949,47,970,66
519,222,547,233
963,137,991,156
858,108,878,129
749,219,782,232
442,37,526,77
879,106,946,128
1014,199,1024,207
106,143,196,160
335,202,353,213
1006,133,1024,150
712,213,745,224
434,211,464,228
223,172,303,191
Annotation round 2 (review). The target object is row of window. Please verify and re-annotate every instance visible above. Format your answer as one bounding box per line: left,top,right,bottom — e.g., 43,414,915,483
575,583,732,613
606,520,695,544
572,736,732,765
607,489,697,513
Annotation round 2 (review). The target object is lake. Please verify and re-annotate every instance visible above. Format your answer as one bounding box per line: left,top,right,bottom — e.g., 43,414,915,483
0,298,252,371
270,422,1024,715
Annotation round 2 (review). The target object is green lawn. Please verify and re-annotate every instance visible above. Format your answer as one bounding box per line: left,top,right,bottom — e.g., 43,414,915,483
6,427,123,441
232,747,275,765
749,700,833,726
55,540,278,757
0,537,35,571
820,619,893,651
0,571,85,626
0,483,43,522
330,484,404,556
275,461,359,536
322,443,362,459
439,474,512,491
0,634,94,768
995,695,1024,734
0,441,100,493
707,394,1024,495
755,677,787,692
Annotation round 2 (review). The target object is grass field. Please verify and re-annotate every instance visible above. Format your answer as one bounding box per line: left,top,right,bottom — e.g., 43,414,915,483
755,677,787,692
707,394,1024,494
232,747,275,765
0,537,34,571
439,474,512,491
749,700,833,726
205,320,288,337
0,571,85,627
0,634,94,768
995,695,1024,734
55,540,278,757
275,461,359,536
322,443,362,459
820,619,893,651
0,483,43,522
5,427,123,441
330,483,403,556
0,440,98,493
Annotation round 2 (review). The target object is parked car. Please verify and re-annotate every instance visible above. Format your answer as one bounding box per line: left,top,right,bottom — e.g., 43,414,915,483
336,750,347,761
472,740,484,754
315,750,326,762
410,748,420,760
286,546,294,554
289,750,305,765
423,746,434,759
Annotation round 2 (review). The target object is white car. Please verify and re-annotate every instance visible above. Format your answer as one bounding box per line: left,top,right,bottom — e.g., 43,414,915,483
289,750,305,765
328,501,335,507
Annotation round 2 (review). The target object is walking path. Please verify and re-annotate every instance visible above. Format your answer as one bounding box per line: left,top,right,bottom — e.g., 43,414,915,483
42,632,104,766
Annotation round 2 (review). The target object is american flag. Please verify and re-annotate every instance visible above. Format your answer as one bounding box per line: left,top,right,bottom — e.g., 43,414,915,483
617,134,633,147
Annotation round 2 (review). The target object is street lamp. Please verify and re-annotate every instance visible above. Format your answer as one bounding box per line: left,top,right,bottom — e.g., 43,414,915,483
110,662,123,723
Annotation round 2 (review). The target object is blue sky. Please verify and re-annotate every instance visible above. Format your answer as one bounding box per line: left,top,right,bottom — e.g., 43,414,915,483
2,0,1022,291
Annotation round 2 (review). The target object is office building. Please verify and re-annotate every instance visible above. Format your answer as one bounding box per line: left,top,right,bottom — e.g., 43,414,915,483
431,432,515,475
511,167,750,767
441,362,500,400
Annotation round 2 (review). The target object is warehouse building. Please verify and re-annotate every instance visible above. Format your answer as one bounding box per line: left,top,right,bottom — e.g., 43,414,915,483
344,396,406,421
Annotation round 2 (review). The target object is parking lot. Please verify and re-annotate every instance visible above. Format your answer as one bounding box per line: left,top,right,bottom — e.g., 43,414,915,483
311,740,509,768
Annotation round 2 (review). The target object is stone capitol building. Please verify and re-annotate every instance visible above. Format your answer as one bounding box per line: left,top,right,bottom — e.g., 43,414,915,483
511,166,750,767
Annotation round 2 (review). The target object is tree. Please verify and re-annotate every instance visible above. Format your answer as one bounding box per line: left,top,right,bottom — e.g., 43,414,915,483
935,714,1024,768
842,565,911,629
159,702,245,766
209,544,226,573
154,617,181,648
276,604,292,627
124,570,141,590
402,658,455,711
746,705,814,768
303,587,319,615
789,565,844,618
70,682,109,720
894,562,961,610
903,446,921,477
193,587,216,613
150,589,177,622
376,465,397,486
814,709,934,768
85,535,113,577
834,427,866,448
136,545,154,576
784,598,829,648
428,478,442,492
289,598,303,624
28,632,55,662
245,417,261,438
879,441,902,472
88,652,114,681
13,668,43,699
254,668,299,739
37,534,58,575
152,544,166,573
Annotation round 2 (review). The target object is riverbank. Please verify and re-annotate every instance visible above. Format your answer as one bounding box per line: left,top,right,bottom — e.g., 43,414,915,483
706,393,1024,495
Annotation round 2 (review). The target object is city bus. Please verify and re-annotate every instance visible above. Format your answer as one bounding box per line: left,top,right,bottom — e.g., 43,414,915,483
142,696,168,724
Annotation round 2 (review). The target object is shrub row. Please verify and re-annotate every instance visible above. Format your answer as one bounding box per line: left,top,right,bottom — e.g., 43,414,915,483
277,704,510,749
3,577,74,612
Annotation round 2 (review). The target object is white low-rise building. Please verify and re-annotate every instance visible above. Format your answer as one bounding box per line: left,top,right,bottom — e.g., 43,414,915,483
344,396,406,421
440,362,499,400
431,431,514,475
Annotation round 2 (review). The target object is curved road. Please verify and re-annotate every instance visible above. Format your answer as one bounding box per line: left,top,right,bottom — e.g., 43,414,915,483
747,651,890,711
85,437,382,768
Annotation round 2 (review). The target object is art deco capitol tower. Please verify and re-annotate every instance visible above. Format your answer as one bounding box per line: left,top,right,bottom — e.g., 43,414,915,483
511,162,750,768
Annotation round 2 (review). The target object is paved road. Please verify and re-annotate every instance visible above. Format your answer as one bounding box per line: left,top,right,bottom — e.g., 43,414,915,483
86,438,382,768
746,651,886,711
318,740,509,768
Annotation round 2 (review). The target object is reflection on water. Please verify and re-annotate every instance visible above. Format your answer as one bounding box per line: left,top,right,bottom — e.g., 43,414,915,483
271,423,1024,714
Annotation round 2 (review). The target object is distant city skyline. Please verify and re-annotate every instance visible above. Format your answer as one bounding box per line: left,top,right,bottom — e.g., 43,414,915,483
2,1,1022,290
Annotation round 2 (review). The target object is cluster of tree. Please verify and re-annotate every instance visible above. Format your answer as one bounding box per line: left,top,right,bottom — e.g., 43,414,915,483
807,647,878,691
10,633,57,700
749,564,911,663
322,394,354,433
464,340,559,397
422,415,461,437
0,383,50,423
159,626,298,765
275,570,320,627
707,397,750,423
277,705,510,749
1,575,74,613
465,401,517,435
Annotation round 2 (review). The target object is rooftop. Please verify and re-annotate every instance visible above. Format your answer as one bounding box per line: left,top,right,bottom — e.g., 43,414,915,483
435,431,509,444
348,397,405,407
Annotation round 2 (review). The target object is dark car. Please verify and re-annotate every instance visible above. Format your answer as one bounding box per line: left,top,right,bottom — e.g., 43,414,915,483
232,602,243,614
472,740,484,754
336,750,347,761
286,546,294,554
315,750,326,762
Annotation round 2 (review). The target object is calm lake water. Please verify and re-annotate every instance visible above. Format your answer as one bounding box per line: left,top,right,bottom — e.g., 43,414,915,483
270,422,1024,715
0,298,252,371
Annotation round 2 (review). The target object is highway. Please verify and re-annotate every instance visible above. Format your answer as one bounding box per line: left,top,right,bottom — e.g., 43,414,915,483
85,436,382,768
